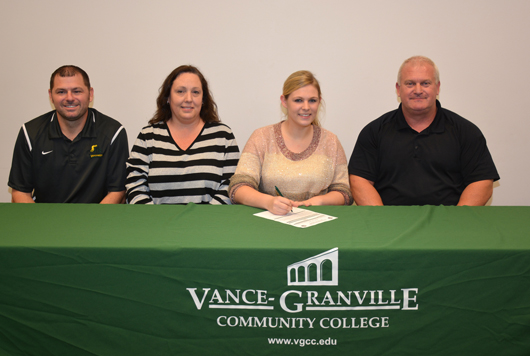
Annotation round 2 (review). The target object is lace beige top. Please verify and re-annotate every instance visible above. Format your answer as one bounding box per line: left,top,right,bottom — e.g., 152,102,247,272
229,122,353,204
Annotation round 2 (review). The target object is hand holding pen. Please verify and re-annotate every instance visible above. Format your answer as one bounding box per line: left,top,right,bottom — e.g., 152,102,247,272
274,186,293,214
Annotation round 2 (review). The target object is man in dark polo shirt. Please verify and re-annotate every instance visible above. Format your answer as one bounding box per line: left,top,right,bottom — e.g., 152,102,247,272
348,56,499,206
8,65,128,203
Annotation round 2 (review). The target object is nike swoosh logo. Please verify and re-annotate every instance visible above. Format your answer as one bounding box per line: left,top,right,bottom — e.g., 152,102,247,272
42,150,53,155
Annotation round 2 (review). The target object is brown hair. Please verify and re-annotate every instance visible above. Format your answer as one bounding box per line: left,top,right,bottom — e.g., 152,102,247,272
50,65,91,90
149,65,219,125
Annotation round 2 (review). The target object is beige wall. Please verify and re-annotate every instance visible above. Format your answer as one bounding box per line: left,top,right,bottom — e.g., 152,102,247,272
1,0,529,205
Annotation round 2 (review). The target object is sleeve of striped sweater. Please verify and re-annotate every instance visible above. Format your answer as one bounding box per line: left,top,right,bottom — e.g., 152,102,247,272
125,127,154,204
209,129,240,205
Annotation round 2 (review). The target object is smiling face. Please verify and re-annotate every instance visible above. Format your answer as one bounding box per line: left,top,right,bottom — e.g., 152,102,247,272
48,73,93,123
396,63,440,118
281,85,320,128
169,72,203,125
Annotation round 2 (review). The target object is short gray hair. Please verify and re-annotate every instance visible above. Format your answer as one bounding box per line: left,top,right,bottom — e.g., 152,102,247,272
397,56,440,84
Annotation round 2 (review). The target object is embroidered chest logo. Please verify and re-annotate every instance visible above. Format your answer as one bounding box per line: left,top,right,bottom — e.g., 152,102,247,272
90,144,103,158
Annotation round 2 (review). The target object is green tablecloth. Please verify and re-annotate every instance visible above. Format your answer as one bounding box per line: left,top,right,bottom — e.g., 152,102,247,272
1,204,529,355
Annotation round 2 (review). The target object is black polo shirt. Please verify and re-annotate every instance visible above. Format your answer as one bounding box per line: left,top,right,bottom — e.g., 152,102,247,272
348,101,499,205
8,108,128,203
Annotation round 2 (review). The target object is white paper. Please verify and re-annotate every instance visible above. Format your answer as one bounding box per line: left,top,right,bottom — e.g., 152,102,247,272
253,207,337,228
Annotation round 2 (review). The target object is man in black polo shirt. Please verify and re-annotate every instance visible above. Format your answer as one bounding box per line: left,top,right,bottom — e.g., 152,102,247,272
348,56,499,206
8,65,128,203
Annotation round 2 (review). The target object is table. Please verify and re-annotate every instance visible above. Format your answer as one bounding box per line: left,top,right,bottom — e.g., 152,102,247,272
1,204,529,355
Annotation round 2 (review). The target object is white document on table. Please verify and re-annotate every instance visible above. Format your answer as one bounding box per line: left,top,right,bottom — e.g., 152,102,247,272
254,207,337,228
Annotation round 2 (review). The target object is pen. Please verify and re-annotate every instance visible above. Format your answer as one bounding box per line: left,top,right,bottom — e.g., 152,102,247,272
275,186,293,213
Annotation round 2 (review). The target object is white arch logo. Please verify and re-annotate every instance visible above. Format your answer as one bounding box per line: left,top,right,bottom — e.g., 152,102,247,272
287,248,338,286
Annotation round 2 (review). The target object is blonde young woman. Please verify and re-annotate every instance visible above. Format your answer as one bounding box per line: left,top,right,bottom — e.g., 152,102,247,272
228,70,352,215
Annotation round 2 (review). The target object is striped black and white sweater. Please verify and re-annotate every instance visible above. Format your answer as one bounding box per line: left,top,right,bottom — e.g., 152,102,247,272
126,121,240,204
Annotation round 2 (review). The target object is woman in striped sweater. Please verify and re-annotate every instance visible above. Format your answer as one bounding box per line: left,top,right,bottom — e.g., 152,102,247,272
126,65,240,204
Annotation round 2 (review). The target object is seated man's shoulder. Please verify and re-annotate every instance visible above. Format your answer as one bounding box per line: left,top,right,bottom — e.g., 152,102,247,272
361,107,401,133
90,109,128,143
91,109,124,131
23,110,56,133
440,106,483,133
